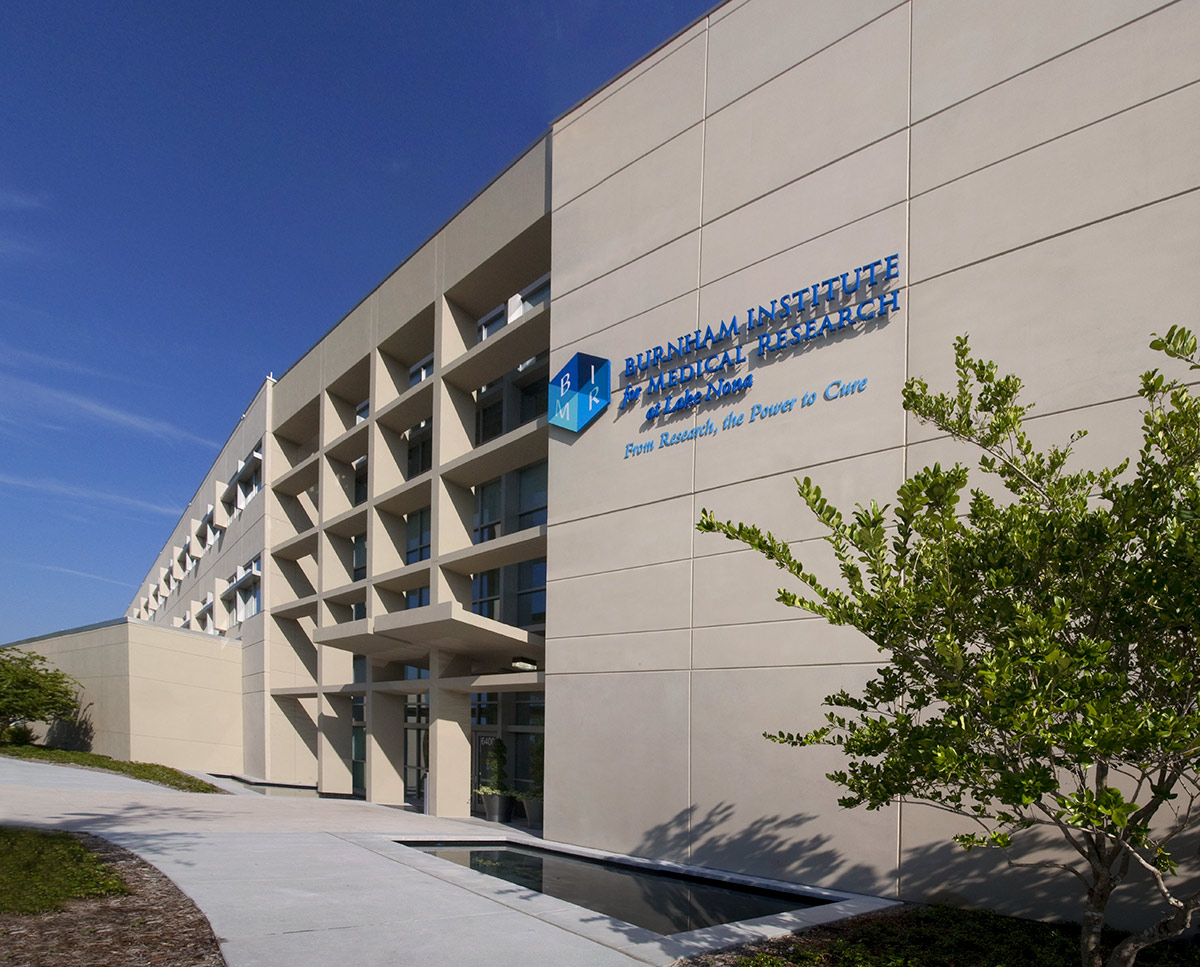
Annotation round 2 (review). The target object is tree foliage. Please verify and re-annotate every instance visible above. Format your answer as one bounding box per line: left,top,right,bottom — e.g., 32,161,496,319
0,648,79,739
697,328,1200,967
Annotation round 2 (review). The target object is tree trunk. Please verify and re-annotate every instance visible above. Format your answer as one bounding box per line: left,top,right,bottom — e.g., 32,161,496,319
1106,902,1198,967
1081,856,1120,967
1081,898,1108,967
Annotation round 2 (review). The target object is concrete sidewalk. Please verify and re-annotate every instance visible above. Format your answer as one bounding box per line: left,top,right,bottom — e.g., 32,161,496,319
0,758,662,967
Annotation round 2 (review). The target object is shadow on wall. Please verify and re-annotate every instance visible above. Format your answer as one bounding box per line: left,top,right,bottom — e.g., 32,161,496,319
274,694,319,761
555,801,885,949
637,801,880,890
45,696,95,752
615,802,1200,939
899,819,1200,933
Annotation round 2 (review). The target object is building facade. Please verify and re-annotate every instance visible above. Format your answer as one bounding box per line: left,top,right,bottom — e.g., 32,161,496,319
11,0,1200,926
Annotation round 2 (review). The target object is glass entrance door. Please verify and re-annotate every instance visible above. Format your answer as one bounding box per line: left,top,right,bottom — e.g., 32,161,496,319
403,726,427,803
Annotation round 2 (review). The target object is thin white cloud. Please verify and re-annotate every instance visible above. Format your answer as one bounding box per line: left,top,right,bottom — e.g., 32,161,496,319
0,375,219,448
0,411,68,440
0,189,44,211
0,472,181,517
23,563,135,589
0,339,131,383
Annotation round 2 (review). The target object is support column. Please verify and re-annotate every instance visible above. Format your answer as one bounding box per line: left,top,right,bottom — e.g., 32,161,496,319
426,648,472,817
317,692,353,795
367,691,408,805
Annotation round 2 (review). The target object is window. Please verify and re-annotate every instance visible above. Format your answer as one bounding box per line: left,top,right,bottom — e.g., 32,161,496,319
472,569,499,619
476,398,503,445
404,691,429,723
353,458,368,506
352,534,367,581
409,353,433,388
237,464,262,512
405,586,430,610
351,601,367,621
520,377,548,424
478,307,506,343
355,398,370,424
407,423,432,478
471,693,498,726
520,279,550,315
406,507,431,563
351,711,366,797
473,479,501,543
514,691,545,726
518,462,547,529
352,654,367,683
237,580,261,623
517,558,546,627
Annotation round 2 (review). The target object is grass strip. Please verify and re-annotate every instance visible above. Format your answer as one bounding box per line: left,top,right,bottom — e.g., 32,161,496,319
0,827,129,914
0,744,221,793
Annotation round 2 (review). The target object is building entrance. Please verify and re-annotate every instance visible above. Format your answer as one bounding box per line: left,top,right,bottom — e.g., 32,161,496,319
470,691,543,815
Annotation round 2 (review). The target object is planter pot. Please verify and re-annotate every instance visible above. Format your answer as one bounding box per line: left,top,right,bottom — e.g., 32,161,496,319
481,792,514,824
523,799,544,828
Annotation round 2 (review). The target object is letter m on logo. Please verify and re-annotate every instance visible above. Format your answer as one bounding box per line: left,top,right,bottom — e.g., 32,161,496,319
549,353,611,433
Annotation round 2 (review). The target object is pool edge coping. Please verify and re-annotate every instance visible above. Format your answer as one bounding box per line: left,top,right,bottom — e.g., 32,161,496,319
334,830,903,966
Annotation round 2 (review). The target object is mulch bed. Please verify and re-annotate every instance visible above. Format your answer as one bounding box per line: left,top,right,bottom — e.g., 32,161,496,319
0,833,226,967
674,907,910,966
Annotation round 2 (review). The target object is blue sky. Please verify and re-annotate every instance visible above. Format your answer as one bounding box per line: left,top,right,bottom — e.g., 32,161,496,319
0,0,716,643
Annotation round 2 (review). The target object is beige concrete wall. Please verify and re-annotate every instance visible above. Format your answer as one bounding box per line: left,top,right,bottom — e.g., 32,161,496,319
15,619,242,774
546,0,1200,927
14,622,132,761
126,622,243,773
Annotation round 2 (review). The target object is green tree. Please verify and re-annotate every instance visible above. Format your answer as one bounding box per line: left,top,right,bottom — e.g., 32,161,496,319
698,327,1200,967
0,648,79,740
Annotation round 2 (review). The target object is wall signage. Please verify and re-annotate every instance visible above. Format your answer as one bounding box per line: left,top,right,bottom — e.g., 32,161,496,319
549,353,611,433
550,255,899,443
623,376,870,460
619,253,899,423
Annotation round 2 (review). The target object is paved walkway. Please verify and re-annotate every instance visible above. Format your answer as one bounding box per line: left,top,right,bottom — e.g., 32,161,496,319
1,759,895,965
0,758,662,967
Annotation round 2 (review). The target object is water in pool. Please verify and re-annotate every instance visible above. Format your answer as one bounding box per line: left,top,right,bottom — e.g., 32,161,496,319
401,840,828,935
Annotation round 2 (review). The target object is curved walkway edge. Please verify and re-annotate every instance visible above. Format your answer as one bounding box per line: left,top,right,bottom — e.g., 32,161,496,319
0,759,897,966
0,758,658,967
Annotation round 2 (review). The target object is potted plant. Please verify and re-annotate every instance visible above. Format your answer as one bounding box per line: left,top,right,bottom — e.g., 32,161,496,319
474,736,514,823
519,736,544,828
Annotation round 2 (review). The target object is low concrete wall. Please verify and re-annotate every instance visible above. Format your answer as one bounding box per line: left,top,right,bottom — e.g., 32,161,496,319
11,619,242,774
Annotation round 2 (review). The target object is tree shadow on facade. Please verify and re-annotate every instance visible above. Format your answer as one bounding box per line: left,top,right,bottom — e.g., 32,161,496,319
638,801,879,888
45,695,95,752
537,801,884,952
898,815,1200,933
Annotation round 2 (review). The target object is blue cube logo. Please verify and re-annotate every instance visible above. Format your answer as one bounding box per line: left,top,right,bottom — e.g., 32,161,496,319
549,353,610,434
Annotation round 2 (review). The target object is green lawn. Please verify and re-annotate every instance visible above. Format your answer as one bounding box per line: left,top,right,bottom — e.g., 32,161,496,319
725,905,1200,967
0,744,222,793
0,827,128,914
